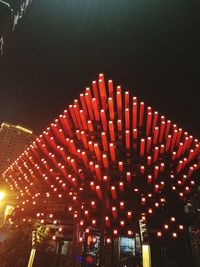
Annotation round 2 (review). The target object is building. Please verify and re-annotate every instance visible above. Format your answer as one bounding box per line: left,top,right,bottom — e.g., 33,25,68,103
0,122,35,175
3,74,200,267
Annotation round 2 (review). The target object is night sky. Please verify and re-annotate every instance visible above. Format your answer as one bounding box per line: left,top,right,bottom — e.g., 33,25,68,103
0,0,200,137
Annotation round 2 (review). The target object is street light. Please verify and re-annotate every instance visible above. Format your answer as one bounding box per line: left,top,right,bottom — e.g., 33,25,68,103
0,191,5,201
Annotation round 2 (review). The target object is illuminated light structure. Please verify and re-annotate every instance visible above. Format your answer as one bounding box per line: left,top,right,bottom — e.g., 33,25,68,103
3,74,200,266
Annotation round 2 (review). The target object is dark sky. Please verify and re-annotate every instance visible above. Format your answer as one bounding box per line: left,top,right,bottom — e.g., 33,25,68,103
0,0,200,137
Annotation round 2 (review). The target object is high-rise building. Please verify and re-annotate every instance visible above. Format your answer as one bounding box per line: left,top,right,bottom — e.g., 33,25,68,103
0,122,36,175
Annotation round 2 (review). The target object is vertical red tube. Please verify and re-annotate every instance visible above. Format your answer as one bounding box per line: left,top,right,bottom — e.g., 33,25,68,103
147,156,152,166
152,111,158,131
117,120,122,131
159,121,166,143
100,110,108,131
153,147,159,162
94,143,101,161
108,97,115,120
146,112,152,136
146,137,152,154
112,207,117,218
177,143,183,158
176,128,183,146
79,110,88,130
108,80,113,97
95,165,102,181
102,154,109,168
125,108,130,129
92,81,100,107
101,132,108,151
109,121,115,141
160,144,165,154
119,181,124,190
109,143,116,161
126,172,131,182
126,130,130,149
116,87,122,119
92,98,100,121
133,102,137,129
80,94,88,119
140,139,145,156
69,105,78,128
87,120,94,132
96,185,103,199
73,104,83,130
153,127,159,144
133,129,137,139
154,165,159,180
80,131,88,149
125,91,129,109
98,79,107,110
170,129,178,152
165,120,171,140
111,186,117,200
165,135,172,151
85,93,94,120
139,102,144,127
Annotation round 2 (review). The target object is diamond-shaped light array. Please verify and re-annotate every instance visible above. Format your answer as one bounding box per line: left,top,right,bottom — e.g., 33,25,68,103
3,74,200,241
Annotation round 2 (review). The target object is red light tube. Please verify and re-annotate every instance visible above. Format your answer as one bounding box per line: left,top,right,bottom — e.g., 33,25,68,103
111,206,117,218
153,127,159,144
73,104,83,130
125,108,130,129
109,143,116,161
101,132,108,151
139,102,144,127
117,119,122,131
87,120,94,132
153,147,159,162
119,181,124,191
108,80,114,97
102,154,109,168
116,87,122,119
125,91,129,109
96,185,103,200
165,135,172,151
94,143,101,161
146,137,152,154
170,129,178,152
92,81,100,107
133,128,137,139
100,110,108,131
111,186,117,200
152,111,158,131
92,98,100,121
69,105,78,128
132,102,137,129
85,93,94,120
146,112,152,136
140,139,145,156
109,121,115,141
108,97,115,120
147,156,152,166
78,111,87,131
95,165,102,181
159,121,166,143
126,172,131,182
98,79,107,109
126,130,130,149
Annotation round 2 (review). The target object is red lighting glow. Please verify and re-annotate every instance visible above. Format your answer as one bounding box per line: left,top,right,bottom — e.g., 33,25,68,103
3,73,200,242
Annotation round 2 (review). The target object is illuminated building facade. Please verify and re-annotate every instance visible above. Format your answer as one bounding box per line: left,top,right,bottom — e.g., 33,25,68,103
3,74,200,267
0,122,35,175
